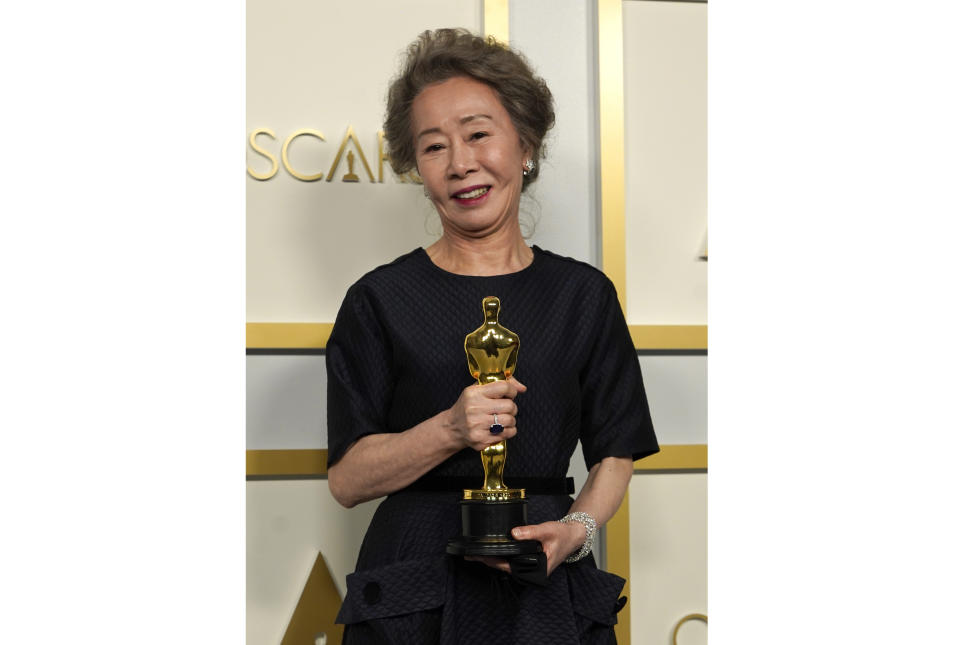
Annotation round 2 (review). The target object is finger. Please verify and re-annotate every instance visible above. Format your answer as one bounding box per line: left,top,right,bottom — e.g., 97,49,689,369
498,400,520,417
488,413,515,428
467,403,517,429
478,379,526,400
476,380,515,399
472,412,515,433
511,525,534,541
511,521,556,542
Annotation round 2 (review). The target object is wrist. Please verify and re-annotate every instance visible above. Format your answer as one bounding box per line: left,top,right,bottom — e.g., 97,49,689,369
558,511,598,563
436,408,464,451
561,518,587,546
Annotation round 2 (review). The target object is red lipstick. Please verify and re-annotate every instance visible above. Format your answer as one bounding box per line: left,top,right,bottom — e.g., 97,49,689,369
451,185,491,205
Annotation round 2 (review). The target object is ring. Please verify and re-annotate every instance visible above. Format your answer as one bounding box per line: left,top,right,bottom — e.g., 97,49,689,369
489,413,504,435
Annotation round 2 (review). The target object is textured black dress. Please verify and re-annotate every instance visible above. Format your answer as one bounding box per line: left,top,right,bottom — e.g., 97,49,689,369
327,246,659,644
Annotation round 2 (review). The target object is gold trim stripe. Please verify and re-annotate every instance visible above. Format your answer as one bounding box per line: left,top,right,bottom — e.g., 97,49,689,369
247,449,328,476
246,445,705,478
483,0,509,43
635,444,707,471
598,0,627,312
605,489,631,644
246,323,333,349
246,322,706,350
598,1,630,639
629,325,707,350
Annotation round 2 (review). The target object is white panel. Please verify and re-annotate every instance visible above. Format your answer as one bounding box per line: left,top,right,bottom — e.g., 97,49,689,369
629,473,707,645
247,480,380,645
247,355,327,449
510,0,599,264
623,1,707,324
639,354,707,445
247,0,483,322
244,355,638,484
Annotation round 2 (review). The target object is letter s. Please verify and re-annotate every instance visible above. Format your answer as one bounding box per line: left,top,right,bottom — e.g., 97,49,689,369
247,128,279,180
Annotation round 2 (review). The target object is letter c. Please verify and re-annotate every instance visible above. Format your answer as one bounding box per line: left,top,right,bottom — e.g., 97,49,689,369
282,129,326,181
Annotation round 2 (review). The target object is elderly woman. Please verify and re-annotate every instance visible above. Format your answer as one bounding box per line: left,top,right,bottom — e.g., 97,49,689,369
327,28,658,644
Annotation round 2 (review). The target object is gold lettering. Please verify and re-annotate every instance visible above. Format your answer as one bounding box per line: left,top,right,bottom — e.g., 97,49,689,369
671,613,707,645
326,125,375,182
282,129,326,182
247,128,279,181
377,131,388,183
280,551,343,645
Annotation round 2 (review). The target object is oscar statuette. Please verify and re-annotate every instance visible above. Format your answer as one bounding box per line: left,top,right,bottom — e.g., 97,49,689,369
446,297,542,557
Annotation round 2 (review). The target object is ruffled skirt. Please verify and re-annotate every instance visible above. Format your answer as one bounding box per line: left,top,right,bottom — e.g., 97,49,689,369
336,491,627,644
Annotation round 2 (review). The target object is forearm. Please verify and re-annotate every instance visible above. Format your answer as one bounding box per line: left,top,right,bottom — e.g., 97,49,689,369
559,456,634,552
328,409,462,508
570,456,634,526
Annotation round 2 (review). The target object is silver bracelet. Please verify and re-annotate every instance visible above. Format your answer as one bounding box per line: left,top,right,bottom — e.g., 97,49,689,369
559,511,597,563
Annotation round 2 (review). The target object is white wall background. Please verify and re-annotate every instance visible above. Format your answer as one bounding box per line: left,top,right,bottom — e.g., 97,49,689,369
641,354,708,445
510,0,600,264
624,0,708,325
246,355,706,449
630,472,708,645
247,481,379,645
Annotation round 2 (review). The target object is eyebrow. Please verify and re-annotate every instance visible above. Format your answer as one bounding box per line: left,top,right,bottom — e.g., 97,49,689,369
416,114,493,141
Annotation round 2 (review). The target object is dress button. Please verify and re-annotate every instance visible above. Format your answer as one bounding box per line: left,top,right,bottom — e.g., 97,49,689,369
363,581,381,605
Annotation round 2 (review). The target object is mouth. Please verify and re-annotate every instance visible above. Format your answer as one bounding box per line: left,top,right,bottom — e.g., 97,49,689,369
451,185,491,204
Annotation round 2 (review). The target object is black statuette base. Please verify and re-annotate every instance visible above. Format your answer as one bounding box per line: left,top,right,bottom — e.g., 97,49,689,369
446,498,543,556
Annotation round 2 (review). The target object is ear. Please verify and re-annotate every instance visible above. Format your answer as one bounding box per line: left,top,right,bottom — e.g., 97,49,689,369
521,143,535,164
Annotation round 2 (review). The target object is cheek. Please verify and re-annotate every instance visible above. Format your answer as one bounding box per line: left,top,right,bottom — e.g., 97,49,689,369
486,150,517,178
418,162,450,199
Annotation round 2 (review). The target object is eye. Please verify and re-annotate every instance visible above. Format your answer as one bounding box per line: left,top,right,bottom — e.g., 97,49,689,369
424,143,444,153
470,131,488,141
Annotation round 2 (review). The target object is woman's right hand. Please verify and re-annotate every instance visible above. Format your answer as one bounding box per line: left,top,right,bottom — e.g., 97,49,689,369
445,377,527,451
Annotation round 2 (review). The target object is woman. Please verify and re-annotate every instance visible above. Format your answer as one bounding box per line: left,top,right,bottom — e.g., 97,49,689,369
327,28,659,644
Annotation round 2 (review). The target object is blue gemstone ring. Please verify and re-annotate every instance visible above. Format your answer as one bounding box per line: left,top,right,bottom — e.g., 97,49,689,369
490,413,504,435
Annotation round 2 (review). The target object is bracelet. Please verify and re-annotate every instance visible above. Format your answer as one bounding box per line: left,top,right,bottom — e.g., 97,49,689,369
558,511,597,563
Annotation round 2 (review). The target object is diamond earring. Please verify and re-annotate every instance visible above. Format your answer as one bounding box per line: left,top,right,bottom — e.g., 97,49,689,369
522,159,535,176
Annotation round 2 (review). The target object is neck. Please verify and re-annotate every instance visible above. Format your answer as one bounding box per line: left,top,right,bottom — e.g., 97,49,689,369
426,230,533,276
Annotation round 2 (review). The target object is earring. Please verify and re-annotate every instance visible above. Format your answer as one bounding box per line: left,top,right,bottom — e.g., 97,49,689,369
522,159,535,176
423,186,430,199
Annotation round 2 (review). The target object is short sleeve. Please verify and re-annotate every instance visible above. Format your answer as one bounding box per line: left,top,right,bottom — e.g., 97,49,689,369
578,280,659,469
326,284,395,466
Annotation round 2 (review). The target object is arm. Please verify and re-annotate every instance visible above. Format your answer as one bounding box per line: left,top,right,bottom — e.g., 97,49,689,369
328,378,527,508
567,455,634,529
469,455,634,575
328,410,458,508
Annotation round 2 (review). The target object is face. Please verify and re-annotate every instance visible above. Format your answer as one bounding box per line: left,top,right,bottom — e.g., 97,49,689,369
411,76,530,238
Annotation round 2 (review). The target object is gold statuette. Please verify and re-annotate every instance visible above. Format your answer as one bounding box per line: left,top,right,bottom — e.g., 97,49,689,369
463,296,524,501
447,296,540,557
341,150,360,182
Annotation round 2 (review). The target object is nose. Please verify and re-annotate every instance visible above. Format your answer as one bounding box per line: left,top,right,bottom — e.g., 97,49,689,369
447,140,477,179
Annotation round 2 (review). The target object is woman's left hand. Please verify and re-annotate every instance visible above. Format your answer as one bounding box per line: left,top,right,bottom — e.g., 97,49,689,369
465,520,587,577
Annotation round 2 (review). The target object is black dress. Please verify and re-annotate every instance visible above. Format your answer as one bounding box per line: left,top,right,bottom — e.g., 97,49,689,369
327,246,659,644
